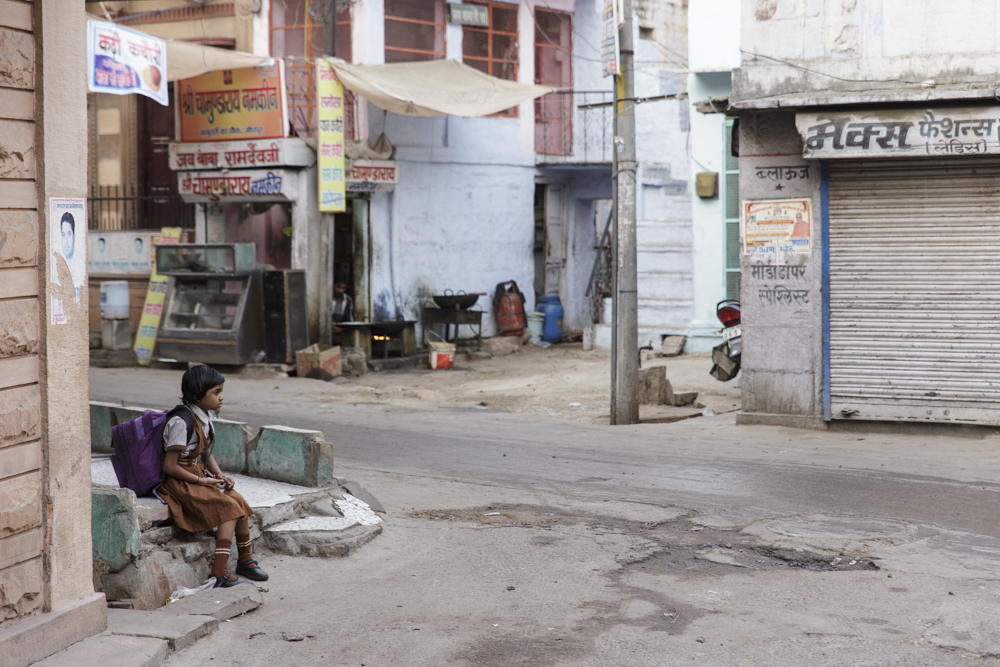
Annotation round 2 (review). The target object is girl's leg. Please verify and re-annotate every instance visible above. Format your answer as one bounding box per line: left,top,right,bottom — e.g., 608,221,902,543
235,514,269,581
235,516,253,563
216,518,237,543
211,519,238,580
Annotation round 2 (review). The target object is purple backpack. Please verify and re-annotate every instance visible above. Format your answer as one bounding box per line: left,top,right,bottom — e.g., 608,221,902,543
110,405,193,497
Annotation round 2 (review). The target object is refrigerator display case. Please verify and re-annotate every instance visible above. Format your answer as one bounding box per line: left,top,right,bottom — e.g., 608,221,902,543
156,243,263,365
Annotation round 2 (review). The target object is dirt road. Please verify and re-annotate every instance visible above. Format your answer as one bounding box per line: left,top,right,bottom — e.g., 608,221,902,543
326,344,740,422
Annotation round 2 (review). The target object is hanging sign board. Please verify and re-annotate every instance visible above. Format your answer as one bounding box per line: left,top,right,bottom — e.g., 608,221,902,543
134,227,182,365
168,138,314,171
316,60,346,213
87,20,168,106
600,0,621,77
178,169,298,203
346,160,398,193
797,108,1000,159
447,4,489,26
741,199,812,264
178,63,287,143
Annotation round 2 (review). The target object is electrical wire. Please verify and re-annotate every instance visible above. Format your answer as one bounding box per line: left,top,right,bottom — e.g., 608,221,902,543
740,49,925,85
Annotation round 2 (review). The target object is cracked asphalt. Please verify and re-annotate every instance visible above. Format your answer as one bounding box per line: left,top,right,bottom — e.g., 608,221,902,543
90,364,1000,666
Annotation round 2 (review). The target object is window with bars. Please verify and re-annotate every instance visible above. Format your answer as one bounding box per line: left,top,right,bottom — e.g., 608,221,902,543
722,119,741,301
463,1,519,116
534,9,572,155
270,0,352,138
385,0,446,62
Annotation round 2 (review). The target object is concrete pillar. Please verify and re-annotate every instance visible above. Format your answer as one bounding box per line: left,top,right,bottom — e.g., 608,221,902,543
292,164,321,342
38,0,99,613
352,198,371,322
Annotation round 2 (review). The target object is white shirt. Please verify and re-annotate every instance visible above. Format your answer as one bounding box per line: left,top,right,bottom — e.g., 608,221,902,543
162,405,215,458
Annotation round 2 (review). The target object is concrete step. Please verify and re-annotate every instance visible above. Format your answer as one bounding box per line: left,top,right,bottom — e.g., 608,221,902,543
591,323,693,351
264,494,385,558
107,609,217,652
156,585,264,622
34,634,168,667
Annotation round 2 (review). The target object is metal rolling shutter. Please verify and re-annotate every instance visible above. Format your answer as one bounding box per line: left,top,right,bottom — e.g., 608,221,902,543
828,157,1000,424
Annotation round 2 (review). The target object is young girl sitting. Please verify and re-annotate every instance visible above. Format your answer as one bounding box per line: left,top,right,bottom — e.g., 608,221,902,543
157,366,269,587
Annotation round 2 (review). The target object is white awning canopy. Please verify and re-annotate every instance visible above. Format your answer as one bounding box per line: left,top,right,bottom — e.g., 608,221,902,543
165,40,269,82
325,57,553,117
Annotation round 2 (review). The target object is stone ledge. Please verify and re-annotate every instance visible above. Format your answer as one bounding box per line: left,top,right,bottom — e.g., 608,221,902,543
247,425,334,487
34,633,167,667
0,592,107,667
155,585,263,622
735,411,828,430
106,609,217,651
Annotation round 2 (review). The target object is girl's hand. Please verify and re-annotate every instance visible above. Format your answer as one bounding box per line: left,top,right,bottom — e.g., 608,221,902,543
198,476,226,489
221,476,235,491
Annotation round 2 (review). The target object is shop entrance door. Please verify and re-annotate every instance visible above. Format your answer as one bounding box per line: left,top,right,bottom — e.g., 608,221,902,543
827,157,1000,424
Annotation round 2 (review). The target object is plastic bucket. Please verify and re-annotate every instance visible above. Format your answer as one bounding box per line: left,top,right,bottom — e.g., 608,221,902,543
100,280,130,320
428,340,456,369
526,311,544,345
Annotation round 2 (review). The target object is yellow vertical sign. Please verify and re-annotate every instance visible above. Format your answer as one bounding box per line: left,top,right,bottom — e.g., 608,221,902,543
317,60,346,213
133,227,182,365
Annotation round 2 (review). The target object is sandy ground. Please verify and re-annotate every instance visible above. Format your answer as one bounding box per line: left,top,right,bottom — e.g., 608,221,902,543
319,344,741,424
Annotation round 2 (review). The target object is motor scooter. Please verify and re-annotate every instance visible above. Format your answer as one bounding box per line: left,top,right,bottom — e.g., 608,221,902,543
710,299,741,382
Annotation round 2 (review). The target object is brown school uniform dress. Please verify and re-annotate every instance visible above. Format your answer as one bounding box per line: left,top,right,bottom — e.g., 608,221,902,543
156,405,253,533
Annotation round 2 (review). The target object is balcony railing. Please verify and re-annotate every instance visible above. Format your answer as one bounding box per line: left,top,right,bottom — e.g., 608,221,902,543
535,90,614,162
88,183,195,231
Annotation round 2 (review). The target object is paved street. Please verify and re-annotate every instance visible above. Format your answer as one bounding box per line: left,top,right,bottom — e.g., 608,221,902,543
91,365,1000,665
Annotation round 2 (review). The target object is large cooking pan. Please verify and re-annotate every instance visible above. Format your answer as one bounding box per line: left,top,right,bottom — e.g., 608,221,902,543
433,290,484,310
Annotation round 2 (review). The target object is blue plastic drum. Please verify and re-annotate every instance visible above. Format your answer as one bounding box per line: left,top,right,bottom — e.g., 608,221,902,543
535,295,563,344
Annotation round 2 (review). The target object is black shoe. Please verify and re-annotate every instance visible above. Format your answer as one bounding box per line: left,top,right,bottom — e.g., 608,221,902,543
213,572,247,588
236,560,269,581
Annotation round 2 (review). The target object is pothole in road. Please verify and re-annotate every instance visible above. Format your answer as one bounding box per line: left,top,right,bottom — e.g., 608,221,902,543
420,505,880,667
766,514,917,542
409,504,880,573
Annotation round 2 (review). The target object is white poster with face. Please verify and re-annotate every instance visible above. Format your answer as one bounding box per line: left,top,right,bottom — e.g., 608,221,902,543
50,198,87,301
129,233,151,273
89,233,112,274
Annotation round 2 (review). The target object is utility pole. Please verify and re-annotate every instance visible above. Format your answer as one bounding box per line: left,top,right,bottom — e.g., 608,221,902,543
611,0,638,425
324,0,338,57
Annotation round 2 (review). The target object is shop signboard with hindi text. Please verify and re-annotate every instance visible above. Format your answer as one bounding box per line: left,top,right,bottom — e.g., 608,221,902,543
168,138,314,171
178,169,298,203
346,160,398,193
178,64,287,143
87,20,168,106
741,199,811,265
797,108,1000,159
316,60,346,213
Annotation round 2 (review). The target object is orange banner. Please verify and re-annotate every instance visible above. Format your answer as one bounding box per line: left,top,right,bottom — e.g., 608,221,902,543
178,64,287,143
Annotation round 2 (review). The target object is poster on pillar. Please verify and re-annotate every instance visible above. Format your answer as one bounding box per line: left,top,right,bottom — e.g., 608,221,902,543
316,60,346,213
49,198,87,306
741,199,811,265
